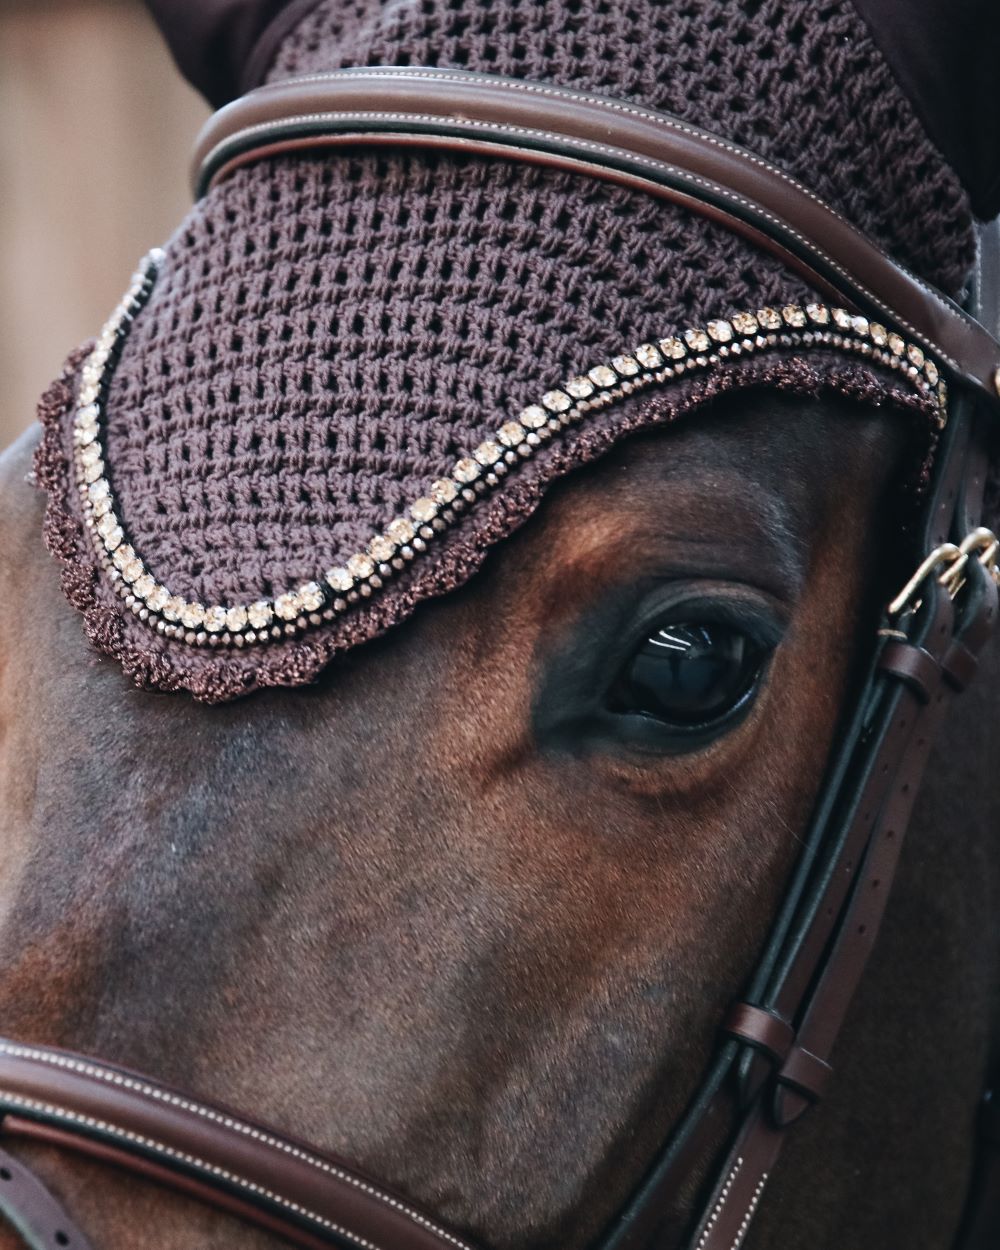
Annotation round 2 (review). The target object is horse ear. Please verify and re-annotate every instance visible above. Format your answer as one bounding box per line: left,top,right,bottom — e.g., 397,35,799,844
144,0,317,107
851,0,1000,221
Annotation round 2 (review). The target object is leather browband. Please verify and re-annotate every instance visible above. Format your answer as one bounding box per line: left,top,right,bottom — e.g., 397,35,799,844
190,66,1000,408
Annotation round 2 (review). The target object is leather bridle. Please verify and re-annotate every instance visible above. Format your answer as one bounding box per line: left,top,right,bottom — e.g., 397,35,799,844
2,67,999,1250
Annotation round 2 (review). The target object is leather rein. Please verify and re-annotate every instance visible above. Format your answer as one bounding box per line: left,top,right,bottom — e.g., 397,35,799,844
2,67,999,1250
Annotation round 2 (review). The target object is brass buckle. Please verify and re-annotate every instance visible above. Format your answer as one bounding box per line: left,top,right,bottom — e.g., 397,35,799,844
939,527,1000,599
888,527,1000,618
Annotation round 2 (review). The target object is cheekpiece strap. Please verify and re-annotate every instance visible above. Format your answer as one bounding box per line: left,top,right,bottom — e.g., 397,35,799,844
191,66,1000,407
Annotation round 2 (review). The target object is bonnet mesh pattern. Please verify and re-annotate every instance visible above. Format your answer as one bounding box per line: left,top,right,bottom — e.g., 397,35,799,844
104,158,825,607
42,0,978,699
270,0,975,295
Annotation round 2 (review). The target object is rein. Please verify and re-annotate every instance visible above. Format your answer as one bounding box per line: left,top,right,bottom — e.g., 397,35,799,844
2,67,1000,1250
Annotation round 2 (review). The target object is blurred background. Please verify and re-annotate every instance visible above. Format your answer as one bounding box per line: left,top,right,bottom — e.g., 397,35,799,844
0,0,208,447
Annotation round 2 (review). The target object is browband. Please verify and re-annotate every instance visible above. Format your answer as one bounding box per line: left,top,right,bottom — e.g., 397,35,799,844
191,66,1000,407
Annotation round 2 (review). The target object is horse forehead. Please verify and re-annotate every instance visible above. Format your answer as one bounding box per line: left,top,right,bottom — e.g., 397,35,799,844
524,395,897,575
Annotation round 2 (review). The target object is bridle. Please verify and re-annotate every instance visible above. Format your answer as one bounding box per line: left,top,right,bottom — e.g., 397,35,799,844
2,67,999,1250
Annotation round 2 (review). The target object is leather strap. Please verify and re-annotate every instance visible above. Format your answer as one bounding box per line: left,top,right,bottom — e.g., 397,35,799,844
949,221,1000,1250
598,279,996,1246
878,640,940,702
957,1091,1000,1249
0,1117,332,1250
0,1042,476,1250
190,67,1000,407
688,401,996,1249
687,219,1000,1250
0,1140,93,1250
722,1006,794,1067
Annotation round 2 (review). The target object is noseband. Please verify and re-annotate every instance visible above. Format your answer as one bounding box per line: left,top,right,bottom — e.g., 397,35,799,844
3,68,999,1250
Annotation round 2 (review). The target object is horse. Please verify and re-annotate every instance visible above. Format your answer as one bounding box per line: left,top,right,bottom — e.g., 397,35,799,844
0,2,998,1249
1,382,996,1248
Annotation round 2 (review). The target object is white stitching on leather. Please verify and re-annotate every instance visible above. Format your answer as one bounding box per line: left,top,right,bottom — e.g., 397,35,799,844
0,1092,382,1250
199,108,964,375
975,228,1000,342
0,1043,474,1250
695,1156,743,1249
692,1155,768,1250
729,1173,768,1250
225,68,987,343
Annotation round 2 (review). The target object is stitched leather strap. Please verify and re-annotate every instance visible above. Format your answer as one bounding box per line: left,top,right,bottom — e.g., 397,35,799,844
0,1117,334,1250
600,367,996,1250
688,402,997,1249
0,1043,475,1250
191,67,1000,407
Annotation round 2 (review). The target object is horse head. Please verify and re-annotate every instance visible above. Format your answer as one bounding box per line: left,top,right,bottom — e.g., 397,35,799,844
1,3,998,1249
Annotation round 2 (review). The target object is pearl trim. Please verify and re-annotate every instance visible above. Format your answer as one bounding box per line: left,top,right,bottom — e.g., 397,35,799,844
73,250,948,650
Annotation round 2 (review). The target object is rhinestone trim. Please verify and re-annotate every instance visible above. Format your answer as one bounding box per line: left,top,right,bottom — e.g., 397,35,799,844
74,250,948,650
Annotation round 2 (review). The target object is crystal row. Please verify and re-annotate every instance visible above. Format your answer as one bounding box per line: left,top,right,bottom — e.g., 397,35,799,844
73,252,948,650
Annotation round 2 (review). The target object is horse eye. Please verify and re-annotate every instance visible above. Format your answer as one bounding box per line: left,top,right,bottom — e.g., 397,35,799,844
610,620,766,727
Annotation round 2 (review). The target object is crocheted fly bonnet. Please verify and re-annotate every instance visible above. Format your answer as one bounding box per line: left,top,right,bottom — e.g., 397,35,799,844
34,0,1000,701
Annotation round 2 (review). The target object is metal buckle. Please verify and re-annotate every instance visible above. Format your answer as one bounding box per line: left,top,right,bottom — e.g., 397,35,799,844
941,527,1000,598
888,527,1000,618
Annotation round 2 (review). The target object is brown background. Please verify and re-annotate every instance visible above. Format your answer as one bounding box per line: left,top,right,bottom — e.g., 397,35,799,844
0,0,208,448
